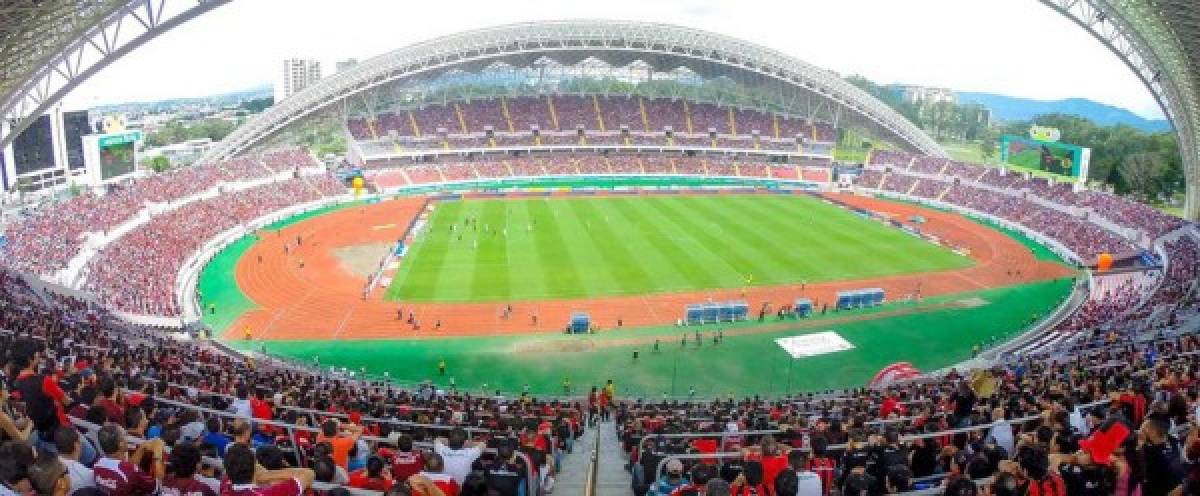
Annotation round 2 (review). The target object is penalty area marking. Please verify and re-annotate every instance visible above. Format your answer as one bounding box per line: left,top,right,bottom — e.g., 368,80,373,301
774,331,855,359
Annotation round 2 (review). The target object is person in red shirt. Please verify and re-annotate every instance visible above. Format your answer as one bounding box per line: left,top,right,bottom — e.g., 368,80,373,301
10,339,70,452
248,390,273,436
732,461,772,496
805,437,837,496
93,424,165,496
347,456,394,491
417,453,460,496
97,378,126,426
219,444,314,496
742,435,789,493
389,434,425,480
691,437,719,465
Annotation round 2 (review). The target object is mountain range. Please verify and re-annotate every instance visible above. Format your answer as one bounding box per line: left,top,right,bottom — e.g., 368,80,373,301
956,92,1171,133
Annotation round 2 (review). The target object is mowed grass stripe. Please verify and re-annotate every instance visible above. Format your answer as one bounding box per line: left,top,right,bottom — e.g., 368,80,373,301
602,198,712,292
566,199,654,294
390,200,464,299
428,201,484,301
723,195,858,279
469,200,511,300
645,196,784,284
619,195,748,284
548,199,623,296
525,199,586,298
724,195,828,277
745,195,962,278
503,201,549,299
789,196,971,272
608,197,722,289
680,195,828,278
776,197,914,275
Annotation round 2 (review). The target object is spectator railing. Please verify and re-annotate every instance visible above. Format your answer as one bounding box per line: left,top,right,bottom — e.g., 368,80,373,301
583,423,601,496
648,399,1108,483
632,408,946,457
69,416,386,496
142,395,541,496
136,377,579,439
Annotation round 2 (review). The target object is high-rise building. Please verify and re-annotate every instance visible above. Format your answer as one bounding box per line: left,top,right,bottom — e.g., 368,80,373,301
336,58,358,73
276,58,322,101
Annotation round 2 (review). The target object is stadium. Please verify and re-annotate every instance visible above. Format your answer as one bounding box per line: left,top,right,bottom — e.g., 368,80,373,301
1,6,1199,496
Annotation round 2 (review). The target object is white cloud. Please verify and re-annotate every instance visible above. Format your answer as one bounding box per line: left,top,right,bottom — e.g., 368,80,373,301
61,0,1164,120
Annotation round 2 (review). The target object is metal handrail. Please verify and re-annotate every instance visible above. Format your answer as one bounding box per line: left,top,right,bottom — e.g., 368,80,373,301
649,399,1110,481
632,407,952,457
69,416,385,496
583,425,601,496
134,378,579,438
143,395,541,496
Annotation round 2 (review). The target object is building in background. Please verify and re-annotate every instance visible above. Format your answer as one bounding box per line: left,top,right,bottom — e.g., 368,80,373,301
894,85,957,105
276,58,322,101
336,58,358,73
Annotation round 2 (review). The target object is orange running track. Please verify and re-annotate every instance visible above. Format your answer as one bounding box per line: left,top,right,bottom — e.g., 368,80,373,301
226,192,1076,341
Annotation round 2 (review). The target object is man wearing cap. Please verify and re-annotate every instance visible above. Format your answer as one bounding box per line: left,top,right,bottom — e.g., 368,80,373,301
646,459,688,496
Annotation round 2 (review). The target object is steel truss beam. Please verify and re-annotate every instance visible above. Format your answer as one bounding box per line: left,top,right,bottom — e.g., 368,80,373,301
0,0,231,150
202,20,945,164
1040,0,1200,220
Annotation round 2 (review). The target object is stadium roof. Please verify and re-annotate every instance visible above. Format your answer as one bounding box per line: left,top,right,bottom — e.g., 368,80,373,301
1041,0,1200,220
199,20,947,164
0,0,229,150
0,6,1196,220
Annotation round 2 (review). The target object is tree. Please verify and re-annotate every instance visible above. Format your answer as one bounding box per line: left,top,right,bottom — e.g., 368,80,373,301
240,97,274,114
1117,152,1167,199
145,155,171,173
144,118,236,148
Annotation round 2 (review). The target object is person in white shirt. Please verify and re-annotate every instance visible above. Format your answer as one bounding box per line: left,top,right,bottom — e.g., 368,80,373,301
788,451,823,496
433,428,484,485
54,426,95,493
985,407,1014,456
227,386,252,419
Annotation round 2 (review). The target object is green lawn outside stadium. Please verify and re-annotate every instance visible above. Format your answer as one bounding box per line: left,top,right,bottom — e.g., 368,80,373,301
386,194,974,302
233,278,1074,397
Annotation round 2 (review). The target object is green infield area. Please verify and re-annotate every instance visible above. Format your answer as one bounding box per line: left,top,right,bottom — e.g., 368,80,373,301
386,194,974,302
237,278,1075,397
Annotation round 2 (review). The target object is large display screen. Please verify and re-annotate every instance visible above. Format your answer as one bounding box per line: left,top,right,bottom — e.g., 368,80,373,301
95,131,141,180
11,115,54,175
1000,134,1090,180
62,111,91,170
99,141,136,180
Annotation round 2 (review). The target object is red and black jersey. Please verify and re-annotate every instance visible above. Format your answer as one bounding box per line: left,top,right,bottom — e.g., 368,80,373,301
806,456,837,496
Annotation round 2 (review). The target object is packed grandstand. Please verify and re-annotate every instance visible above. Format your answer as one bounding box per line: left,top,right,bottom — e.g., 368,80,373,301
1,18,1199,496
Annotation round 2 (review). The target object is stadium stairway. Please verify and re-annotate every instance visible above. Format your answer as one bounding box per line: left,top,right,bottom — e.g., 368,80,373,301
554,420,629,495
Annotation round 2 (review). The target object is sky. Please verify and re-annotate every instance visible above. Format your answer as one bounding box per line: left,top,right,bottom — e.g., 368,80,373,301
61,0,1165,120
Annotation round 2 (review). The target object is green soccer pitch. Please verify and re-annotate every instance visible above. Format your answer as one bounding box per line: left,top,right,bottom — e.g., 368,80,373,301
385,194,974,302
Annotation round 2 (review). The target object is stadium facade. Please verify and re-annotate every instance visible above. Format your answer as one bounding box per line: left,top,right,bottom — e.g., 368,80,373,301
199,20,944,164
